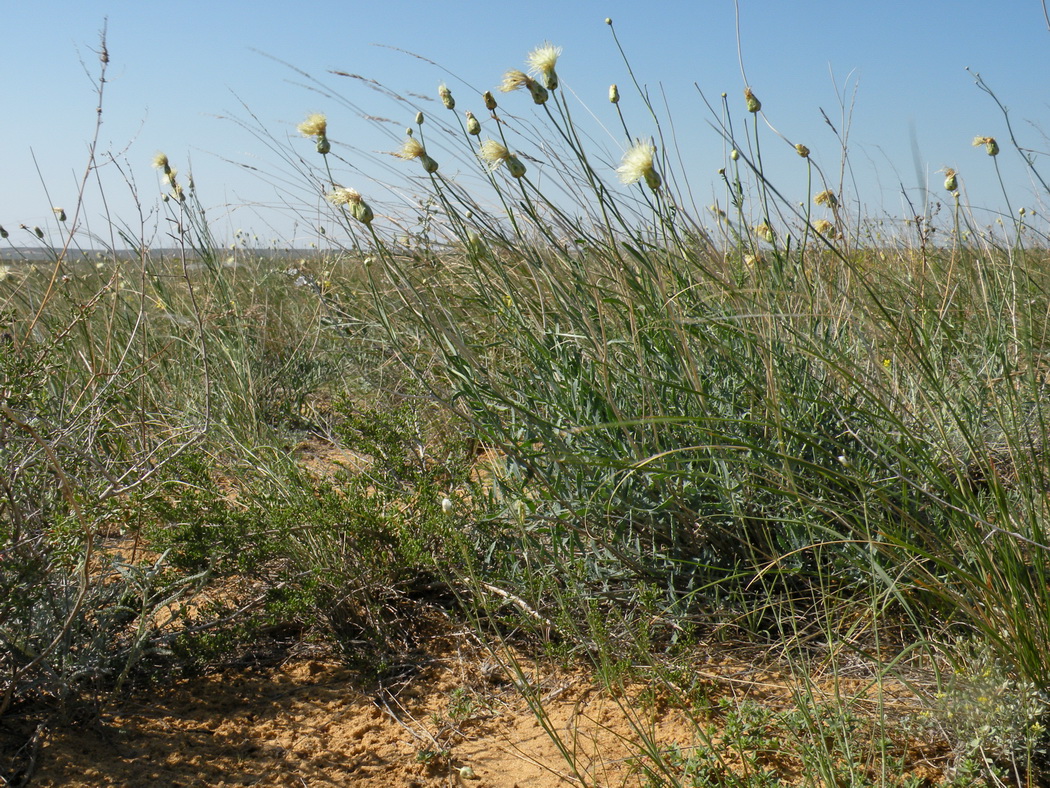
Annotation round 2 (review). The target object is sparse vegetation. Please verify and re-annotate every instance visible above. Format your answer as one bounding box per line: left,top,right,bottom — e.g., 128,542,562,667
3,20,1050,787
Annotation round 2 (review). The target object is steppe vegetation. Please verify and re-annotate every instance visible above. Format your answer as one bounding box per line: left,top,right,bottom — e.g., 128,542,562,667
3,22,1050,786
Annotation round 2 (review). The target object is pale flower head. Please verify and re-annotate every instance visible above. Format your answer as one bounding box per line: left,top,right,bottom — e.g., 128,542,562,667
327,187,373,225
438,83,455,110
526,42,561,90
152,152,170,172
813,219,838,238
744,87,761,113
500,69,530,93
297,113,328,138
814,189,838,208
753,223,775,243
479,139,510,169
396,136,438,173
617,139,661,191
973,135,999,156
397,136,426,161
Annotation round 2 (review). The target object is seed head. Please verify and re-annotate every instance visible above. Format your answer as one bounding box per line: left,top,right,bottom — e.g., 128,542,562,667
730,149,739,161
327,187,374,225
609,84,619,104
617,139,661,191
483,90,497,111
0,226,7,239
795,143,810,158
465,111,481,136
53,207,66,222
744,87,761,113
605,17,612,25
439,83,455,110
972,136,999,156
415,111,425,126
297,113,327,138
943,168,958,191
814,189,838,208
526,42,561,90
316,136,331,155
34,226,44,239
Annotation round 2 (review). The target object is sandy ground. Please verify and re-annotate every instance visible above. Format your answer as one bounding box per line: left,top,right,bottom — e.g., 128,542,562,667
23,636,701,788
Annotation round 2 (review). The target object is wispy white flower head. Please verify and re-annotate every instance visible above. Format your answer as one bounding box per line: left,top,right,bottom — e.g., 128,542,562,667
298,113,327,137
479,139,527,178
526,42,561,90
616,140,661,191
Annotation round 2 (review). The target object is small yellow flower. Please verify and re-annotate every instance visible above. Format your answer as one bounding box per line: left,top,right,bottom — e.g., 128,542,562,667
795,143,810,158
297,113,327,138
438,83,455,110
972,135,999,156
744,87,761,113
617,140,661,191
526,42,561,90
814,189,838,208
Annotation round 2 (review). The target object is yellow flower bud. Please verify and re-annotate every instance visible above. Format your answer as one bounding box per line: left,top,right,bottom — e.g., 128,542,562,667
483,90,497,111
609,84,619,104
943,168,958,191
465,111,481,135
795,143,810,158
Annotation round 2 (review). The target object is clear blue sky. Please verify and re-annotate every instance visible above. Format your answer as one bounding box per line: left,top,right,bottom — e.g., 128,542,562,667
1,1,1047,248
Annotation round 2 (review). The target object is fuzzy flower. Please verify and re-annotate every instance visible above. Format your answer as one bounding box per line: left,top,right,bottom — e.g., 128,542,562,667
298,113,327,138
813,219,838,237
609,84,619,104
617,140,661,191
753,223,775,243
438,84,455,110
500,69,548,105
465,111,481,136
744,87,762,113
479,139,527,178
943,168,958,191
396,136,439,174
327,187,374,225
814,189,838,208
795,143,810,158
973,136,999,156
526,42,561,90
152,152,171,173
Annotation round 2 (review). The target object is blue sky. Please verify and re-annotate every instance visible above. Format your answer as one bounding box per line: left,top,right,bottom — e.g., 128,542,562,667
1,1,1047,247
